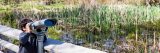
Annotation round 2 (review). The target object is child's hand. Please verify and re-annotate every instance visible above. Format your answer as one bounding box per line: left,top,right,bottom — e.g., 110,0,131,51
25,23,31,33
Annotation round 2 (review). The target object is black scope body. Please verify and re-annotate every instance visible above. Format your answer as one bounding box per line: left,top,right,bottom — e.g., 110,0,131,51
29,19,57,35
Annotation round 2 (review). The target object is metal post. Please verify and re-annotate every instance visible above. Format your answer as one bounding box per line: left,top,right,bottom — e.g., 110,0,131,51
37,34,44,53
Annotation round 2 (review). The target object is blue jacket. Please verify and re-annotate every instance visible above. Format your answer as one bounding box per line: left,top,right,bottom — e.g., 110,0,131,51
18,32,47,53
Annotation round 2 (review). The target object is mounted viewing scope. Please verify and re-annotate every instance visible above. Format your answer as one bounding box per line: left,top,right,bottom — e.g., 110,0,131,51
29,19,57,35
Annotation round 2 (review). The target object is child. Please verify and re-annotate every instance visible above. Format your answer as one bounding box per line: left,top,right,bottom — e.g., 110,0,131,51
18,18,47,53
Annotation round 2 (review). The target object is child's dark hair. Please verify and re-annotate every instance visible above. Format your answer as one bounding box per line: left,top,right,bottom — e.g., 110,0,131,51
19,18,33,31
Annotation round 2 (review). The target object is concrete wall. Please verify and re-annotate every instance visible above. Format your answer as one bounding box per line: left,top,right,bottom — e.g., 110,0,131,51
0,25,105,53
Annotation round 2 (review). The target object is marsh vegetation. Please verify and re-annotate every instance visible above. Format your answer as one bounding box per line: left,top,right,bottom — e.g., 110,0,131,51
0,0,160,53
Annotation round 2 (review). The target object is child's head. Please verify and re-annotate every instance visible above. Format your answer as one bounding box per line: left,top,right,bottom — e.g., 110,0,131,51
19,18,33,32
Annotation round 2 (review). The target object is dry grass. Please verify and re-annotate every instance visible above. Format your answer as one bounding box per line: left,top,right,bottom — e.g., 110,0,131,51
97,0,145,5
2,0,160,5
63,0,159,5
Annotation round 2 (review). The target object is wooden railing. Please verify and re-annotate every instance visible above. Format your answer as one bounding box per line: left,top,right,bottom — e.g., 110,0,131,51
0,25,105,53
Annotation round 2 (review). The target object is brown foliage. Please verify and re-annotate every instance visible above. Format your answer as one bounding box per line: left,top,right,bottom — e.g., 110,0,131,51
65,0,160,5
4,0,160,5
146,0,160,5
